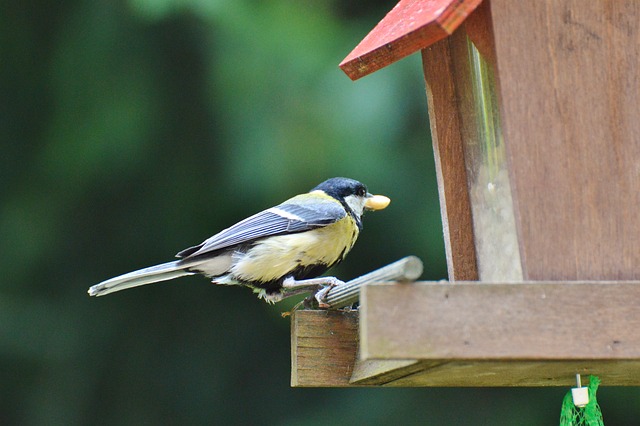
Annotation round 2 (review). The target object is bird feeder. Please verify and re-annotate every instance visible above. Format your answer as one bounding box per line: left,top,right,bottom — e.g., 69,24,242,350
291,0,640,387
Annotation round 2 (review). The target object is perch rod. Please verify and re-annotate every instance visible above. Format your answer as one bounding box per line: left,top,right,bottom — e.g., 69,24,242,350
320,255,423,309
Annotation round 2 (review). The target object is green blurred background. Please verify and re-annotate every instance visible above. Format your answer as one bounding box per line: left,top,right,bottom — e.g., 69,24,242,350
2,0,638,424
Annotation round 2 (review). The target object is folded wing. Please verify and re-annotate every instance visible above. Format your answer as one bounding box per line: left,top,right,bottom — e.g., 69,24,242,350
176,195,346,259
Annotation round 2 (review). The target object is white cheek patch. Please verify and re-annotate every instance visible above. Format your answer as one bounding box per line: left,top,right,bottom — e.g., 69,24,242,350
343,194,366,217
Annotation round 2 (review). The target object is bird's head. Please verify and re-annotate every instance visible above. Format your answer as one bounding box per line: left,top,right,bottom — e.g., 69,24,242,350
312,177,390,218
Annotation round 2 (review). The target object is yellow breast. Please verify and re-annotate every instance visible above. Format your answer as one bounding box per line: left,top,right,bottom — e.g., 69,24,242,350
230,216,359,283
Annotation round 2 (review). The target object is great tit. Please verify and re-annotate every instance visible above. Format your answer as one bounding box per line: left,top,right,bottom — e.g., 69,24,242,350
88,177,390,303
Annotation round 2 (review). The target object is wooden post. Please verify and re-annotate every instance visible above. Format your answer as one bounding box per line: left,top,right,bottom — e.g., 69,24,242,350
424,1,523,281
422,38,479,281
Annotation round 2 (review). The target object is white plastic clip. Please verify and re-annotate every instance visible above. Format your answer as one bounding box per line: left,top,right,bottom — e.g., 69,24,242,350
571,374,589,408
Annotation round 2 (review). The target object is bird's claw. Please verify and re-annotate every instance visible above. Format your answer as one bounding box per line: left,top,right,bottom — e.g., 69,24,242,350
314,277,344,309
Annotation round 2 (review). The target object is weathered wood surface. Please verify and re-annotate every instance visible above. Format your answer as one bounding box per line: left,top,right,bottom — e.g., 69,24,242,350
340,0,482,80
488,0,640,280
438,2,525,282
291,310,420,387
422,37,479,282
361,282,640,360
352,360,640,387
292,283,640,386
291,310,358,387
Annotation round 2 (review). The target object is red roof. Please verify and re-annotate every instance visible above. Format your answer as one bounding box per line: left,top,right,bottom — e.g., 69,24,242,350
340,0,482,80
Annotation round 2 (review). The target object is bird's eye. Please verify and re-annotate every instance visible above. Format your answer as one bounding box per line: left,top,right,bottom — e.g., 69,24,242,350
358,187,367,197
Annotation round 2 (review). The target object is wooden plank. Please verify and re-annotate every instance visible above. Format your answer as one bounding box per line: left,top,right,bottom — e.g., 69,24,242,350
488,0,640,280
422,40,479,281
442,3,524,281
340,0,482,80
291,310,422,387
292,283,640,386
291,310,359,387
351,360,640,387
360,282,640,360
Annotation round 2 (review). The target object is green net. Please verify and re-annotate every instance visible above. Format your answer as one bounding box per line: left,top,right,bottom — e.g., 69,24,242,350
559,376,604,426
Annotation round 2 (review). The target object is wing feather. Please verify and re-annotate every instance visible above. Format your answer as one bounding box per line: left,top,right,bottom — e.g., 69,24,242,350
176,194,346,259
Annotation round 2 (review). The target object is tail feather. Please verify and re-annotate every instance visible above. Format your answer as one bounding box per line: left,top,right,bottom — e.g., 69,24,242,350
88,261,194,297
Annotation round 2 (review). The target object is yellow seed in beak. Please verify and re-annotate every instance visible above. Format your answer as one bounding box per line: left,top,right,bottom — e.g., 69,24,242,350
365,195,391,211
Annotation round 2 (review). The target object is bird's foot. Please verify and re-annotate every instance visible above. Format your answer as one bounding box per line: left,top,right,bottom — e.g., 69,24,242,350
313,277,344,308
282,276,345,309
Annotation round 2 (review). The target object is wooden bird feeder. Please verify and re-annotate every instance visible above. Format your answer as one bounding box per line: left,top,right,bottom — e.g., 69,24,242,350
291,0,640,387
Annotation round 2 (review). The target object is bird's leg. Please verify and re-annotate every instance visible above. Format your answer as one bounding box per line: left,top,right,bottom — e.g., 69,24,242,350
282,276,345,308
261,276,345,305
282,276,344,290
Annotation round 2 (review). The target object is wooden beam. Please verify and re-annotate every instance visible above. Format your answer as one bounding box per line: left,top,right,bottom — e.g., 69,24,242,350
357,281,640,386
361,282,640,360
422,40,478,281
340,0,482,80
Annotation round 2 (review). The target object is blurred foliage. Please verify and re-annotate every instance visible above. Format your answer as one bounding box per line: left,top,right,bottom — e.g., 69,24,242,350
1,0,639,425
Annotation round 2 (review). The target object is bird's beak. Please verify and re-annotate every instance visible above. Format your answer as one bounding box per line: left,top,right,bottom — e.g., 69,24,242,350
364,194,391,211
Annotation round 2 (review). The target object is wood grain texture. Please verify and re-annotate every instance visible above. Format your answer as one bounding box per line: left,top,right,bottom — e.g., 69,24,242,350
340,0,482,80
291,310,359,387
488,0,640,280
291,283,640,386
291,310,422,387
422,41,479,281
352,360,640,386
361,282,640,360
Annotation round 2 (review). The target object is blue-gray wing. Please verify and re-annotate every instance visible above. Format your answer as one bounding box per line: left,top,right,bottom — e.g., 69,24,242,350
176,195,346,258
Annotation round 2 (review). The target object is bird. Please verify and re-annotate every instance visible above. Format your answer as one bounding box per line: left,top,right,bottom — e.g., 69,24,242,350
87,177,390,304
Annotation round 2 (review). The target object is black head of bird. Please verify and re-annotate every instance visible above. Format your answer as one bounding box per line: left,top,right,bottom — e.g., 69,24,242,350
88,177,390,303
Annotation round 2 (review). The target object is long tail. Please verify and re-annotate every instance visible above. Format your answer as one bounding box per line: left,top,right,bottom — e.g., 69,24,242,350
88,261,195,297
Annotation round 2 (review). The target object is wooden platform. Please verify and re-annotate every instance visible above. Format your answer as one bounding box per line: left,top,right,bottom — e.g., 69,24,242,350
291,281,640,387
